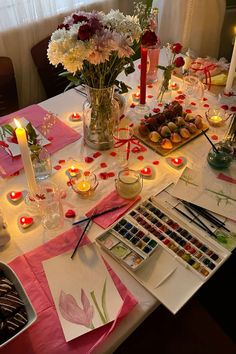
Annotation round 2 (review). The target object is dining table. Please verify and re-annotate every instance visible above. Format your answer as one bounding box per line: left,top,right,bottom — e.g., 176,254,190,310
0,52,236,354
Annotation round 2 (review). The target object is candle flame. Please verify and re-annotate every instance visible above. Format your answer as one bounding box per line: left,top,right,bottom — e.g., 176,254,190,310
21,218,25,223
14,118,21,128
11,192,15,197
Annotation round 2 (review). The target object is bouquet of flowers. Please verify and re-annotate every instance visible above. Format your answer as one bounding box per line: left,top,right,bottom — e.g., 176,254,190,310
47,10,142,93
158,43,185,101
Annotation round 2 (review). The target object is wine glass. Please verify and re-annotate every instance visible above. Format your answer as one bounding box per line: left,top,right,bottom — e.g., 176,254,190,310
182,75,204,109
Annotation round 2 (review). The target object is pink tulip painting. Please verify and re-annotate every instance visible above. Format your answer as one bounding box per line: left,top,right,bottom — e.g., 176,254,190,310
59,289,95,329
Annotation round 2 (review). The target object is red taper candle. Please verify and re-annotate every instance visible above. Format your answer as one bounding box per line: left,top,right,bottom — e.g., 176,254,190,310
140,46,147,104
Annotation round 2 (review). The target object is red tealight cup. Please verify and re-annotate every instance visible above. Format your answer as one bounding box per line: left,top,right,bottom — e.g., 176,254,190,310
19,216,34,229
70,112,81,121
9,191,23,202
171,158,183,167
140,166,152,178
68,166,79,177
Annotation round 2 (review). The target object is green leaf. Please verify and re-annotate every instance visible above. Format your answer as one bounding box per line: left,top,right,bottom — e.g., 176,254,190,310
26,122,38,145
2,124,14,135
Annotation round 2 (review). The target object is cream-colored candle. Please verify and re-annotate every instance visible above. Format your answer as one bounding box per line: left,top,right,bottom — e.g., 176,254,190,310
14,119,38,195
116,170,142,199
225,39,236,94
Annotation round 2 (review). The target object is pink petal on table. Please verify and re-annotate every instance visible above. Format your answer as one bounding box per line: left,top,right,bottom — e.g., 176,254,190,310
53,165,61,170
211,135,218,140
99,172,108,180
230,106,236,112
110,151,117,157
152,160,160,165
100,162,107,168
147,95,153,98
65,209,76,218
158,103,163,107
93,151,102,158
203,104,209,108
185,109,192,113
107,171,115,177
147,85,153,88
221,105,229,110
191,102,196,106
203,97,207,101
58,159,66,164
85,156,94,163
137,155,144,160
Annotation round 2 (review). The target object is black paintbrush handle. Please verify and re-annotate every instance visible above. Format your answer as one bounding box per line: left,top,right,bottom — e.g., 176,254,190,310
183,205,217,238
174,206,212,234
71,217,93,259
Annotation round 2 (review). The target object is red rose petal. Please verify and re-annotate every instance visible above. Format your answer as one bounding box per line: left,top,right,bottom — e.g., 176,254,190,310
203,104,209,108
48,136,54,141
130,103,136,108
58,159,66,164
152,160,160,165
176,94,186,100
221,105,229,110
132,146,140,153
100,162,107,168
230,106,236,112
191,102,196,106
65,209,76,218
211,135,218,141
185,109,192,113
137,155,144,160
110,151,117,157
84,156,94,163
53,165,61,170
147,85,153,88
107,172,115,177
158,103,163,107
153,108,160,113
99,172,108,180
93,151,102,158
84,170,90,176
203,97,207,101
147,95,153,98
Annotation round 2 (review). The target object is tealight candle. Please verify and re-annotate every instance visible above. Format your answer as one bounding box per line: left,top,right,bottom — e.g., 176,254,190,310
171,157,183,167
68,166,80,177
132,92,140,101
140,167,152,178
9,191,23,203
19,216,34,229
76,180,91,198
208,115,223,127
70,112,81,121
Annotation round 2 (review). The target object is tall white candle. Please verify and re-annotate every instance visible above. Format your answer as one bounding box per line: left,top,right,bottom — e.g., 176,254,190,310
14,119,38,195
225,39,236,94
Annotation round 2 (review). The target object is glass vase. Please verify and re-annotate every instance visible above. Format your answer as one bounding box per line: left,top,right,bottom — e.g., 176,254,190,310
83,86,120,150
31,146,52,181
146,44,160,84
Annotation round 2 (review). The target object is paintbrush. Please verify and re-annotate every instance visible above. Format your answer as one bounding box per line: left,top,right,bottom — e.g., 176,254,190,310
201,130,219,154
72,203,129,226
71,211,95,259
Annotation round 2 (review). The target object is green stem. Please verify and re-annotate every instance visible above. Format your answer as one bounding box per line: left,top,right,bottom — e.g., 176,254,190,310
205,188,236,202
90,290,107,325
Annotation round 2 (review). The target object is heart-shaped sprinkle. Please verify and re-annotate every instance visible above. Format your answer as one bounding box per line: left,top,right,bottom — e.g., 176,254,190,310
53,165,61,170
93,151,102,158
85,156,94,163
65,209,76,218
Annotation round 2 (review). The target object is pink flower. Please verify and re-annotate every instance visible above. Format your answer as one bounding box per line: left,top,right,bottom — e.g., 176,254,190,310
171,43,182,54
174,56,185,68
59,289,94,329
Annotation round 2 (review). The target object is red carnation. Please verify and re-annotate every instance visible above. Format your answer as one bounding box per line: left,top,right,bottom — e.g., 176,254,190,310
174,56,185,67
78,23,93,41
141,30,158,47
171,43,182,54
73,14,89,24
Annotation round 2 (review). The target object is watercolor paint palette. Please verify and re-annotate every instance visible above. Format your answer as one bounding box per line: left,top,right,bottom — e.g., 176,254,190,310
96,216,159,271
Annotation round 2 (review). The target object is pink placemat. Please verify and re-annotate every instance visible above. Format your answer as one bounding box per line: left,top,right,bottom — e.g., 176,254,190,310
2,228,137,354
86,190,141,229
0,105,81,178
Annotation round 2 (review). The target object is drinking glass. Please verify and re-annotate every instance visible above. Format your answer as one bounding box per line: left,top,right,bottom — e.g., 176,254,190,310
182,75,204,109
33,182,64,230
115,169,143,199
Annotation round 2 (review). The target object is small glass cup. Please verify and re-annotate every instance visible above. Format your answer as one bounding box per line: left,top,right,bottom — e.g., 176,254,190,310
182,75,204,108
31,146,52,181
115,169,143,199
33,182,64,230
207,141,234,170
205,107,231,128
113,126,133,168
70,172,98,199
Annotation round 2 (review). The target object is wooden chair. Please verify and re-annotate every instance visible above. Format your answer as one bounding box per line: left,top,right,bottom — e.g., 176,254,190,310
31,36,69,99
0,57,19,117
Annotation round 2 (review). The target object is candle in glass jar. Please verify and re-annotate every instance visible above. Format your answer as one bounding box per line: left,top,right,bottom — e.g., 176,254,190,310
116,170,142,199
14,119,38,195
208,115,223,127
76,180,91,198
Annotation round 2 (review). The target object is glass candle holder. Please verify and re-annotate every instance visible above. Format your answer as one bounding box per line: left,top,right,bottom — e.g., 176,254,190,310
70,172,98,199
205,108,231,128
207,141,234,170
115,169,143,199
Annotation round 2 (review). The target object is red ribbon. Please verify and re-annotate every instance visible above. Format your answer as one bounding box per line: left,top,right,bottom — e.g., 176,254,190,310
113,128,143,161
189,61,217,90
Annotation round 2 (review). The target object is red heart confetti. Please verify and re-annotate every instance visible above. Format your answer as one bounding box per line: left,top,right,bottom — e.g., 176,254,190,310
53,165,61,170
221,105,229,110
176,94,186,100
137,155,144,160
65,209,76,218
203,97,207,101
230,106,236,112
158,103,163,107
211,135,218,140
58,159,66,164
191,102,196,106
147,85,153,88
84,171,90,176
132,146,141,153
147,95,153,98
203,104,209,108
99,172,108,180
107,172,115,177
153,108,160,113
110,151,117,157
93,151,102,158
100,162,107,168
130,103,136,108
185,109,192,113
84,156,94,163
152,160,160,165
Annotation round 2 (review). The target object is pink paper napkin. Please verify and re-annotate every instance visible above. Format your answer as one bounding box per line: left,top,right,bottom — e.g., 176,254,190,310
0,105,81,178
86,190,141,229
2,228,137,354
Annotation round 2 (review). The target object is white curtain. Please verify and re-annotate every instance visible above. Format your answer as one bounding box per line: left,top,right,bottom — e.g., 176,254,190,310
153,0,226,59
0,0,123,108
